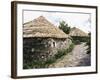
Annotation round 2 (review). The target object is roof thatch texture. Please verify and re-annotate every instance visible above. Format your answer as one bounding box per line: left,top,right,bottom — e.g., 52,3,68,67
23,16,68,38
69,27,88,37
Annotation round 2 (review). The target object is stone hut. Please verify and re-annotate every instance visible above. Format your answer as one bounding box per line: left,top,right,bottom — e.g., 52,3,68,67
69,27,89,43
23,16,72,62
69,27,88,37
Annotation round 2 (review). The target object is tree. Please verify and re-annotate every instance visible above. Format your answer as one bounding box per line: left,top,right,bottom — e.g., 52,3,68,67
59,21,71,34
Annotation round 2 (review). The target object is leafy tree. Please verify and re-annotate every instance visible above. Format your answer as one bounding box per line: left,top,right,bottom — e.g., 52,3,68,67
59,21,71,34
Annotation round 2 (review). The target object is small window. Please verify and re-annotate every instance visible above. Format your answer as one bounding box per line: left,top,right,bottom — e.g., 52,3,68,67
41,55,45,59
31,48,34,52
53,42,56,47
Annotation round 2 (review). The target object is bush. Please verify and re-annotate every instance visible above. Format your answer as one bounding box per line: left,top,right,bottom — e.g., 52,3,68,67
23,43,74,69
55,49,66,59
44,58,56,67
86,36,91,54
71,36,90,45
67,43,74,52
72,40,81,45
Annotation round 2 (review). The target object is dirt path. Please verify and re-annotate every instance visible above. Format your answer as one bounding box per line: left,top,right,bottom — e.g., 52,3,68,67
49,43,91,68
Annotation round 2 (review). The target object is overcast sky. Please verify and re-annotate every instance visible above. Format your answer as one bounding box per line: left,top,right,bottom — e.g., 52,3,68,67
23,10,91,33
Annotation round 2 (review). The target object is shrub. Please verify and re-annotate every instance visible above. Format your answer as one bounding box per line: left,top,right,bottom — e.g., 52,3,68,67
86,36,91,54
44,58,56,67
67,43,74,52
23,43,74,69
71,36,90,45
72,40,81,45
55,49,66,59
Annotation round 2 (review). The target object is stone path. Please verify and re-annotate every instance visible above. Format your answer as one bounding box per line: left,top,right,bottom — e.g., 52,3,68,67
49,43,91,68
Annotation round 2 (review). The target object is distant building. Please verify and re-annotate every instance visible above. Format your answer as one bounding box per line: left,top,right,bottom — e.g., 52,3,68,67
69,27,88,37
23,16,72,62
69,27,89,43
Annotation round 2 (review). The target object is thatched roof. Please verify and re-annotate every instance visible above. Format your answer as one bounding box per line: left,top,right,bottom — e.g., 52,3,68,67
23,16,68,38
69,27,88,37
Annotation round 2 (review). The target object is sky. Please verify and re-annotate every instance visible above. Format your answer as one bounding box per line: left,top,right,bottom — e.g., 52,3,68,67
23,10,91,33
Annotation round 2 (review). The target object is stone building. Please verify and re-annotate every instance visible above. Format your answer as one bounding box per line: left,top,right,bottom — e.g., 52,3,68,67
69,27,89,43
69,27,88,37
23,16,72,62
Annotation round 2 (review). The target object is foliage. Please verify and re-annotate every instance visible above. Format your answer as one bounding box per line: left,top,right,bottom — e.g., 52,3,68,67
67,43,74,52
72,40,81,45
86,32,91,54
44,58,56,67
71,36,90,45
59,21,71,34
55,49,66,59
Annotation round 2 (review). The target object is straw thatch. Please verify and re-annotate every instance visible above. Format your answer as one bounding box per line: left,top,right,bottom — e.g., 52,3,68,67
23,16,68,38
69,27,88,37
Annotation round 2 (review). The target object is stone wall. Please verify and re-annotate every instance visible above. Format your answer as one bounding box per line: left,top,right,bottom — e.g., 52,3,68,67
23,37,72,64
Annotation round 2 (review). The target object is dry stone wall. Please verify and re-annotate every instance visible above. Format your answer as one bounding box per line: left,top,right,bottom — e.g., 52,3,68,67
23,38,72,63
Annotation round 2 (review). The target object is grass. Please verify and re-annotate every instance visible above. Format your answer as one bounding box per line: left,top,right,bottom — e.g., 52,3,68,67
23,43,74,69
